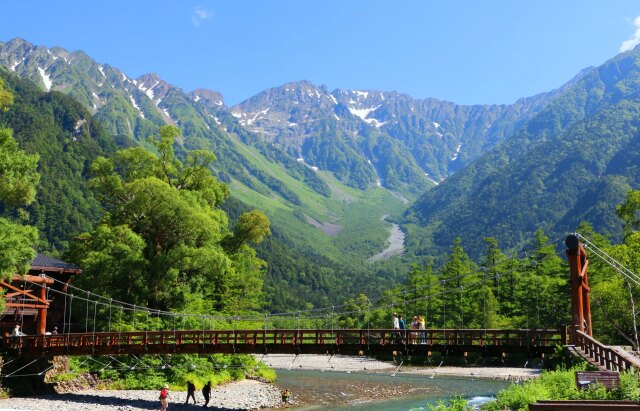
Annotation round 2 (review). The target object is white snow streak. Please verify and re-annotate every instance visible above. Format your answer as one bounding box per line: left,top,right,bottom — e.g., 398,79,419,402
348,105,381,121
128,95,144,118
10,58,25,71
98,66,106,78
38,67,52,91
194,95,201,102
451,143,462,161
424,173,439,186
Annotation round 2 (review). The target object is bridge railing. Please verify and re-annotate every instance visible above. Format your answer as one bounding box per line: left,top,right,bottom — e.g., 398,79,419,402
574,330,640,372
2,328,564,356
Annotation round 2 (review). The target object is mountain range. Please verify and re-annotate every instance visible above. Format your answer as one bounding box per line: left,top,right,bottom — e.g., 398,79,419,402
1,37,639,308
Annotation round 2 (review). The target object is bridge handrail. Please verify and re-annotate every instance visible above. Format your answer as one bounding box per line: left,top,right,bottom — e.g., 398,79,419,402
574,330,640,372
2,328,564,354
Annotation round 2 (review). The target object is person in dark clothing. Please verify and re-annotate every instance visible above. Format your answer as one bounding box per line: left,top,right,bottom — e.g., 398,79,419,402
398,316,406,343
186,380,196,404
202,381,212,408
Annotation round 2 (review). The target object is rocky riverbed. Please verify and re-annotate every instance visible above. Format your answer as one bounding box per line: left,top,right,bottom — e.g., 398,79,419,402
0,379,283,411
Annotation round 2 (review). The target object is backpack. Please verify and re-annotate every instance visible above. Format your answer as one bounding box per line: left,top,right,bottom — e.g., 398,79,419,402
159,388,168,399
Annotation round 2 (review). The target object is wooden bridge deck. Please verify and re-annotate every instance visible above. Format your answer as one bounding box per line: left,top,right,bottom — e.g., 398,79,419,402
2,328,564,358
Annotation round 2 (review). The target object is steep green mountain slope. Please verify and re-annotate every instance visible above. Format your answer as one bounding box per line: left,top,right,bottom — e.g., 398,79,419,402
0,68,126,253
0,40,411,309
405,47,640,257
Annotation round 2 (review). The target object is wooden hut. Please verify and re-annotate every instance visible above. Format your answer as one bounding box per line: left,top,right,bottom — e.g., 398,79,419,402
0,254,81,336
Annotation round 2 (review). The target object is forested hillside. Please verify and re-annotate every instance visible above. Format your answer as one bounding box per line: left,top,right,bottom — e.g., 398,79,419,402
0,68,125,253
404,47,640,258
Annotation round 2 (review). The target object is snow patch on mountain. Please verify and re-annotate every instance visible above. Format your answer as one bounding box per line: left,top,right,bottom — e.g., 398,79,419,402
330,94,338,105
348,105,381,122
353,90,369,99
194,95,201,102
37,67,52,91
138,80,159,101
10,58,24,71
451,143,462,161
424,173,440,186
128,94,144,118
241,108,270,126
98,66,106,78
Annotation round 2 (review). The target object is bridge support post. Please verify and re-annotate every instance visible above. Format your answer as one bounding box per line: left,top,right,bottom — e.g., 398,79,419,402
565,235,592,344
37,284,47,335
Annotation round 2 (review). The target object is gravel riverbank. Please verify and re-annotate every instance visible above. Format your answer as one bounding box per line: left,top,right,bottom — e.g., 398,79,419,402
0,379,283,411
258,354,541,380
0,356,539,410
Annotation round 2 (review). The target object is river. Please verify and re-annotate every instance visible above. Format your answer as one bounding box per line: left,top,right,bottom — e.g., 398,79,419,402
269,369,511,410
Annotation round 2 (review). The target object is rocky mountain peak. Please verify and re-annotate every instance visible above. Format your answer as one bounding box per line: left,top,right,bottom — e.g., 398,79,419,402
135,73,174,105
189,88,225,109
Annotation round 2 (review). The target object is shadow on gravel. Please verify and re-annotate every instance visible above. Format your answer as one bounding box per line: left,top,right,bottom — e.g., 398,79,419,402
17,393,249,411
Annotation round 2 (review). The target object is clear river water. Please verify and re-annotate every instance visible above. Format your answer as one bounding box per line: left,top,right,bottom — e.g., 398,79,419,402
269,369,512,410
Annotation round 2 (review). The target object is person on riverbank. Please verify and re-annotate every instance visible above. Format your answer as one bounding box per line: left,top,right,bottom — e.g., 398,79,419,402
185,381,196,404
159,384,170,411
202,381,211,408
281,388,292,404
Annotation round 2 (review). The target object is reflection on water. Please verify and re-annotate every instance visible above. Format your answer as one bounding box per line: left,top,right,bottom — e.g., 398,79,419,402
270,370,511,410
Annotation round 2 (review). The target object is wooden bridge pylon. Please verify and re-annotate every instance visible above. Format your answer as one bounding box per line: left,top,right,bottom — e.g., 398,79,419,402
565,234,592,344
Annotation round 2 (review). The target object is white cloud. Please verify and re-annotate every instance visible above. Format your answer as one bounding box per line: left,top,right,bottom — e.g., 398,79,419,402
192,6,212,27
620,16,640,52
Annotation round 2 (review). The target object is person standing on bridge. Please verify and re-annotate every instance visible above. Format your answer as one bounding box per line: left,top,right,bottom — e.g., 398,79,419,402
11,325,25,337
159,384,170,411
392,313,401,343
399,315,406,343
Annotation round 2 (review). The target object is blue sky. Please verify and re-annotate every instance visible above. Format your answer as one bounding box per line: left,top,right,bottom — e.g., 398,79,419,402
1,1,639,106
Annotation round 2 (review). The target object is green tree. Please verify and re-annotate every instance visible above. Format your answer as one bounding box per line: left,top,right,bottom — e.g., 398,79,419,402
439,238,477,328
69,125,269,313
0,77,39,278
618,190,640,238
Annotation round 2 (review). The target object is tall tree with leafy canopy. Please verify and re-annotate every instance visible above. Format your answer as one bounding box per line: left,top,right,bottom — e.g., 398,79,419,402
440,238,477,328
69,126,270,313
0,77,40,279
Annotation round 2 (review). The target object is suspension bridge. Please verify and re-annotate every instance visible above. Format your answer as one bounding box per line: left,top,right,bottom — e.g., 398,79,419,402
1,234,639,376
